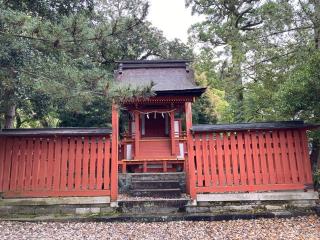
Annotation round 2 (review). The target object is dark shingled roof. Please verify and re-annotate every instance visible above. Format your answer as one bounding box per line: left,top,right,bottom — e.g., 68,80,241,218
0,128,112,136
191,121,319,132
115,60,206,96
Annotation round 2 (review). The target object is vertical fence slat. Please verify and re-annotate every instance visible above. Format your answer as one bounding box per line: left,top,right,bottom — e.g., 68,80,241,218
279,131,291,183
53,137,62,191
230,133,239,185
9,137,20,191
273,131,284,184
195,134,203,187
202,133,211,187
96,137,104,190
90,137,97,190
258,132,269,184
3,138,14,192
60,137,69,191
0,137,6,192
237,132,247,185
17,138,27,191
47,138,55,191
31,138,41,190
287,130,299,183
293,130,305,183
75,137,83,190
223,133,232,185
265,132,276,184
68,137,76,190
103,138,111,190
82,137,90,190
300,130,312,183
209,133,218,186
244,132,254,186
24,138,34,191
251,132,261,185
38,138,48,190
216,133,225,186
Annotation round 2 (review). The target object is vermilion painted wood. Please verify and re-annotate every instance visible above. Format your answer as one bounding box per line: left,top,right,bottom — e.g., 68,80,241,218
223,133,232,185
186,102,196,198
237,132,247,185
0,138,6,192
196,183,306,193
89,137,97,190
265,132,276,184
9,137,20,191
170,111,176,155
68,137,76,190
3,190,111,198
216,133,225,186
2,137,13,191
251,132,261,185
53,137,62,191
60,137,69,191
258,132,268,185
244,132,254,186
202,133,211,187
75,137,83,190
230,133,239,185
47,138,55,191
82,137,90,190
134,111,140,158
24,138,34,191
191,128,312,195
96,138,104,190
273,131,284,184
38,138,48,190
287,130,299,183
293,130,305,183
279,131,291,183
111,103,119,201
300,130,313,183
195,134,203,187
209,133,218,186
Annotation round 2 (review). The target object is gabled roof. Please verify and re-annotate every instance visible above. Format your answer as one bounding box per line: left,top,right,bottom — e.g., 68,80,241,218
114,60,206,96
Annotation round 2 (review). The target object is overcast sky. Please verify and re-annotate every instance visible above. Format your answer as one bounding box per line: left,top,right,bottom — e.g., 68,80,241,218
147,0,203,43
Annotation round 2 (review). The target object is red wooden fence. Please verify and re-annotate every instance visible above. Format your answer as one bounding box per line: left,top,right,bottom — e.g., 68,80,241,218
188,127,313,198
0,130,114,198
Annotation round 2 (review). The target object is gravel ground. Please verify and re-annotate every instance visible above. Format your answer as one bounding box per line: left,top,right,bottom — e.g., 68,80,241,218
0,215,319,240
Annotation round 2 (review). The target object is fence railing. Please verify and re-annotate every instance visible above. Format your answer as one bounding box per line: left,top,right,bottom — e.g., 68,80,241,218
0,128,114,198
188,122,314,198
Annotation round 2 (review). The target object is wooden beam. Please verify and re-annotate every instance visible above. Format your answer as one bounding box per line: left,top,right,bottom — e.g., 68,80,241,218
185,102,196,199
111,103,119,201
134,111,140,158
170,110,176,155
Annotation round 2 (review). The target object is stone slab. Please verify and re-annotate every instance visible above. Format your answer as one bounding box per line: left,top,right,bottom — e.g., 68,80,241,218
197,191,319,202
0,196,111,206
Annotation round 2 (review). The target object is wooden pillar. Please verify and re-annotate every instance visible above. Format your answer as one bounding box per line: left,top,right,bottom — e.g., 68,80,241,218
134,111,140,158
185,102,196,199
170,110,176,155
111,103,119,201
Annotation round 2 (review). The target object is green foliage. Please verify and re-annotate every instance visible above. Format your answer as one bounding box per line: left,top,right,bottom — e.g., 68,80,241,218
0,0,193,128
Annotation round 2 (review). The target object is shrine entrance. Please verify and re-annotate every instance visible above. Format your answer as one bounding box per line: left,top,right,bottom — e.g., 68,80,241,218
119,99,191,173
114,59,205,173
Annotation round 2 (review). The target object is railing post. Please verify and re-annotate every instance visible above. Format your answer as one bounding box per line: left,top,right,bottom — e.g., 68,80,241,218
111,103,119,201
185,102,196,199
170,110,176,155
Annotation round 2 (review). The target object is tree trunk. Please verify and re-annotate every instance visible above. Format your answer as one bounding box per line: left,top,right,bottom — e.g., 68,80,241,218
4,104,16,129
311,0,320,171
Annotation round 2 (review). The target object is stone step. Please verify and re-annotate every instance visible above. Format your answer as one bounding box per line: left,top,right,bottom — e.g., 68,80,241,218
131,180,180,189
118,198,189,214
130,188,181,198
130,173,185,182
